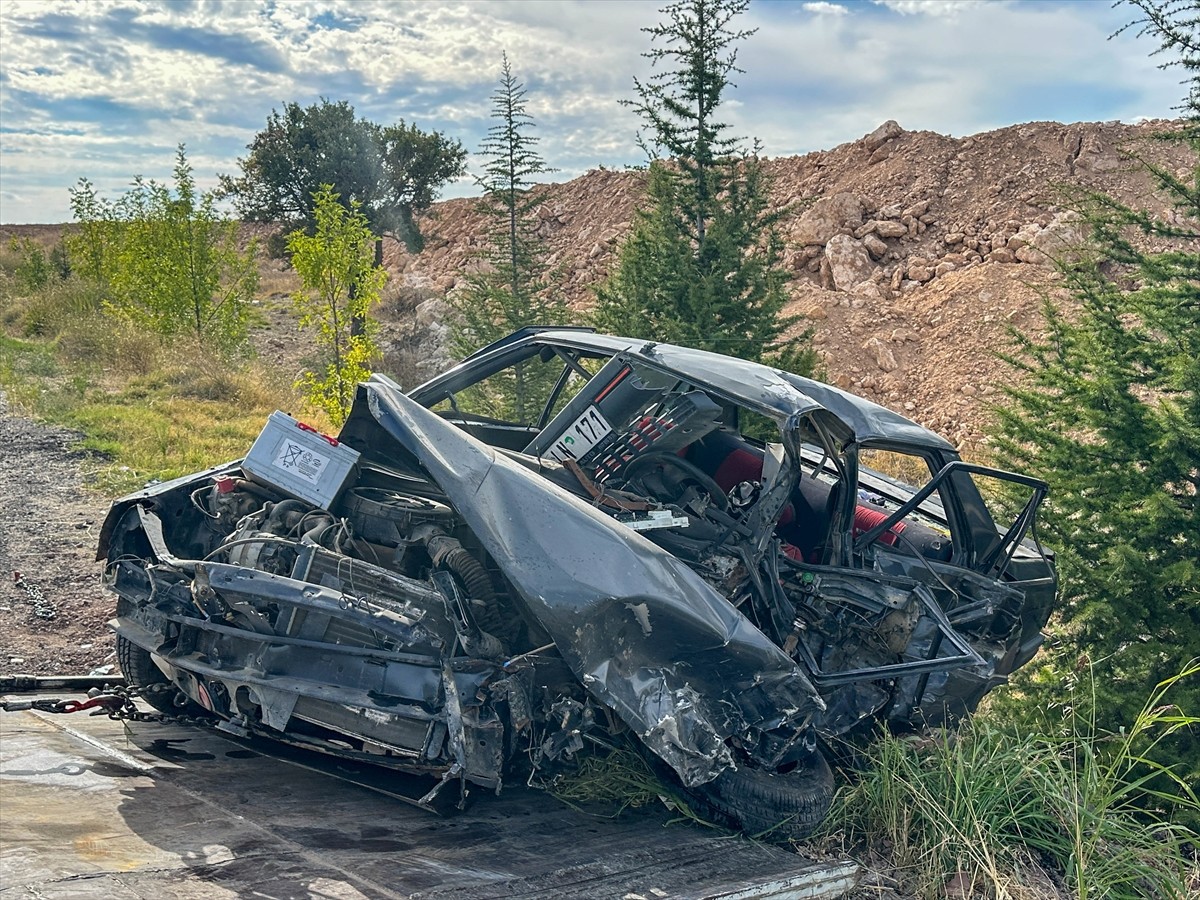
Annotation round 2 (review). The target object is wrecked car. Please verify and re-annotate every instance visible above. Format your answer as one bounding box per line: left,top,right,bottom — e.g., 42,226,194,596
100,328,1056,838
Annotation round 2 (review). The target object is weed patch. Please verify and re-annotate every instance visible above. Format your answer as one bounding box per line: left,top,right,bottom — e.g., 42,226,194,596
825,665,1199,899
2,329,305,496
546,740,715,829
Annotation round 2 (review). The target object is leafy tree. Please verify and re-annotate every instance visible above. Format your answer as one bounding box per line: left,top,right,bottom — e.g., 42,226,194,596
288,186,385,425
449,54,575,422
595,0,814,373
67,147,257,350
111,147,256,348
65,179,121,286
220,99,467,253
376,120,473,252
993,0,1199,798
7,237,50,292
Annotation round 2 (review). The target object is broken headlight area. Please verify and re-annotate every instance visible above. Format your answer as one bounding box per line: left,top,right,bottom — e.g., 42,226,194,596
100,330,1056,841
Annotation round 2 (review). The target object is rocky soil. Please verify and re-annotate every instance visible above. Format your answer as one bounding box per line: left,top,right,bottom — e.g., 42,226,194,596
385,116,1190,450
0,390,113,676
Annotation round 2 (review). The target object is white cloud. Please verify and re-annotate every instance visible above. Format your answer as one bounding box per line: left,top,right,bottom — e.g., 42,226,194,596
872,0,980,17
802,2,848,15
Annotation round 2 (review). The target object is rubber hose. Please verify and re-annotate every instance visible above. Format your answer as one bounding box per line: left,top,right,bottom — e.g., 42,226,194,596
301,514,335,545
414,525,505,635
440,546,496,604
265,499,309,534
231,477,279,502
437,542,504,636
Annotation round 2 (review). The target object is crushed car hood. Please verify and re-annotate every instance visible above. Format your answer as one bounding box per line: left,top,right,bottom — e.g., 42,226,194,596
341,377,826,786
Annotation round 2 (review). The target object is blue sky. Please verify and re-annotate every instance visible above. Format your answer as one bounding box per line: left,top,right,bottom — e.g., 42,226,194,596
0,0,1185,224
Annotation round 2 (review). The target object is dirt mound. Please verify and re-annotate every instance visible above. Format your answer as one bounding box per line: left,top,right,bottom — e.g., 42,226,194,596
388,117,1188,449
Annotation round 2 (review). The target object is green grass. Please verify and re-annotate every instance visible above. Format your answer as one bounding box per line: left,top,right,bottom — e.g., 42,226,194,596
60,394,282,494
823,664,1200,899
0,334,60,379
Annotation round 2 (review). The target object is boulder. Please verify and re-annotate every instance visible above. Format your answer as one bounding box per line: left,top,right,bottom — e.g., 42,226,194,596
793,192,866,246
1005,223,1042,251
1015,245,1045,264
863,233,889,259
825,234,875,291
868,145,892,165
875,220,908,239
864,337,899,372
415,296,451,329
852,281,884,303
863,120,904,150
1073,132,1122,173
1026,211,1086,263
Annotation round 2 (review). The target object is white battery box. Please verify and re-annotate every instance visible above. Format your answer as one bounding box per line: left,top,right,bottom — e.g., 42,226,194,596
241,411,360,510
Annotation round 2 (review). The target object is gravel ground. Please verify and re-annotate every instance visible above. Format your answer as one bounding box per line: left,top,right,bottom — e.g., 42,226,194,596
0,390,116,676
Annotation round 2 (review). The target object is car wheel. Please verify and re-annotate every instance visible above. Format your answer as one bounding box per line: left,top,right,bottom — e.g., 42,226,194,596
685,752,835,841
115,635,203,716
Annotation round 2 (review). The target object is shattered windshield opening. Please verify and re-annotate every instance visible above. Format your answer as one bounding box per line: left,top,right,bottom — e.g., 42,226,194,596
429,347,606,450
854,447,954,565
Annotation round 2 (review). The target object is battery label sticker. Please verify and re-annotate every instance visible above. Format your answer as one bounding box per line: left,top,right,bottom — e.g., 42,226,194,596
272,438,329,485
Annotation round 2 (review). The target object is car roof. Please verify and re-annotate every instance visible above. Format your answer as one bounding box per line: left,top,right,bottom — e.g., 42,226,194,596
477,329,957,453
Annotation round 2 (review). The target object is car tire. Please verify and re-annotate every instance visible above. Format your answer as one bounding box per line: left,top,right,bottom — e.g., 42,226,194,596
685,752,835,841
116,634,201,715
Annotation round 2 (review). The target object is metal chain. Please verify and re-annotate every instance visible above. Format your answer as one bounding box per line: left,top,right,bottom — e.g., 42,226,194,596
1,682,214,729
12,571,57,620
106,682,217,728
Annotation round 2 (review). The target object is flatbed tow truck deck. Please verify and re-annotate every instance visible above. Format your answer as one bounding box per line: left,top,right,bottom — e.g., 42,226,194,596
1,699,860,900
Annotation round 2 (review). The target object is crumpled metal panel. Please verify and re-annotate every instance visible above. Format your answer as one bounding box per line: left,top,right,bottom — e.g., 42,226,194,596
342,379,826,786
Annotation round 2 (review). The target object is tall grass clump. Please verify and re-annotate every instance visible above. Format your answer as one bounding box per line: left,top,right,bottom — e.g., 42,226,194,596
550,743,676,815
827,664,1199,899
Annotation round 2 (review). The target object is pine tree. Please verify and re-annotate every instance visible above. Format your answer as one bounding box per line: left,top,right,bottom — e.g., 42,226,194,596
449,54,574,422
595,0,814,373
993,0,1199,796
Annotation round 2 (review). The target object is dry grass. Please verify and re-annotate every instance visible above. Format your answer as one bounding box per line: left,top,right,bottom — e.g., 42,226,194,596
0,271,317,495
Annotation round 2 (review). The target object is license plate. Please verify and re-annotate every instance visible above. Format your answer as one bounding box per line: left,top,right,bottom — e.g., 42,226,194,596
546,406,612,462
